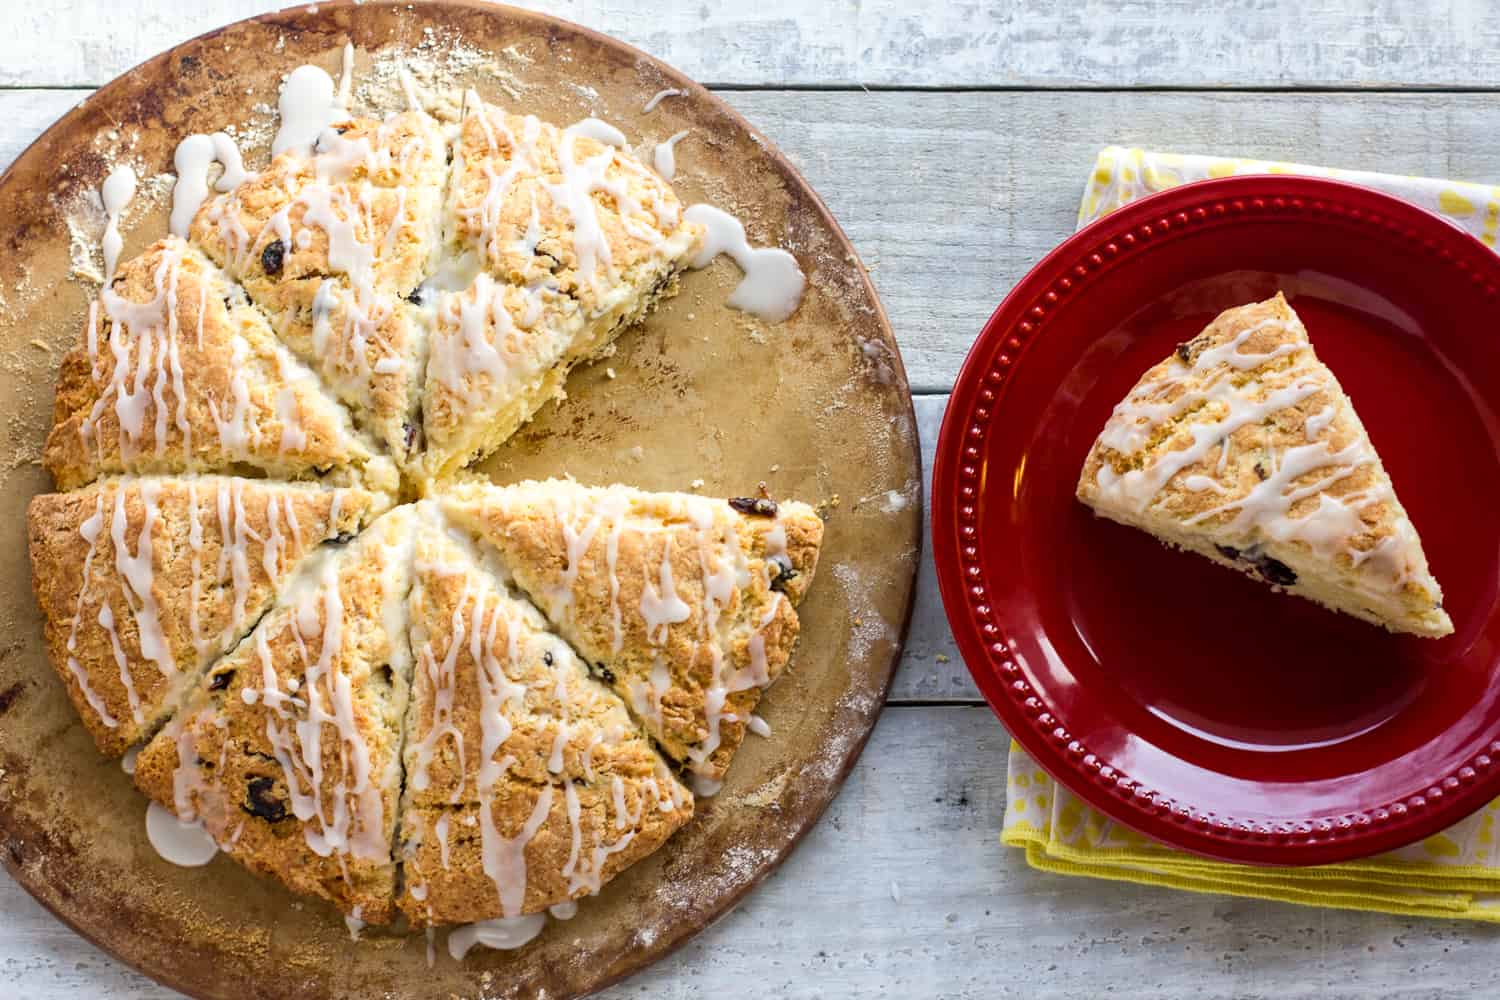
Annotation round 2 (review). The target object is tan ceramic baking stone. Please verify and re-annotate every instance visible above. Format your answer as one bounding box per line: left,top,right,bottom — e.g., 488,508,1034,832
0,2,920,997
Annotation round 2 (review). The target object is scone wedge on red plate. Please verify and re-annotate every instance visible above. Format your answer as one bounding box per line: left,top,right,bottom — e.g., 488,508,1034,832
1077,292,1451,638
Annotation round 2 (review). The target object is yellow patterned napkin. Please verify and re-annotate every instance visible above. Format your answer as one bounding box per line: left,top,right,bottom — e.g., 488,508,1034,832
1000,146,1500,921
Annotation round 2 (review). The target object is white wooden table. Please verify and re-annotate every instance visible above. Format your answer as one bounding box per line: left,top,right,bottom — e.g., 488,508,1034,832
6,2,1500,996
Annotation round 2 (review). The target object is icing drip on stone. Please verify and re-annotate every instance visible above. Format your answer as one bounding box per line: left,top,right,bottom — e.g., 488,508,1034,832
683,204,805,322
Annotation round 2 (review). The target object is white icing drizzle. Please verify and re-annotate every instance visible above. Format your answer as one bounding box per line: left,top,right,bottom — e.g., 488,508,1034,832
435,812,452,869
480,763,552,917
548,900,578,920
1306,404,1336,441
101,165,136,282
337,42,355,108
110,480,174,679
566,117,627,148
638,536,691,643
747,714,771,738
246,552,389,863
642,88,684,113
121,746,140,775
653,131,689,181
447,914,546,958
561,780,635,895
683,204,805,322
344,906,365,941
145,800,218,867
170,133,246,238
398,61,425,112
64,496,118,728
1091,306,1431,614
82,246,209,463
273,64,343,156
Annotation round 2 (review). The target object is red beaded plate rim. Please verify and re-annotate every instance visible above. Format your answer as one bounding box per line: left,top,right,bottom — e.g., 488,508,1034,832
932,174,1500,866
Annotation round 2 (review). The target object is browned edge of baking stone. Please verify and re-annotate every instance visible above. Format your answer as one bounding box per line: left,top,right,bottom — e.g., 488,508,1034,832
0,2,922,998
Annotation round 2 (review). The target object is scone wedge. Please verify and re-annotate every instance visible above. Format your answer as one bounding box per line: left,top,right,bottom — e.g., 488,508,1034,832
421,94,703,481
44,237,397,494
438,479,823,788
133,504,419,923
1077,293,1451,637
397,504,692,925
26,477,381,756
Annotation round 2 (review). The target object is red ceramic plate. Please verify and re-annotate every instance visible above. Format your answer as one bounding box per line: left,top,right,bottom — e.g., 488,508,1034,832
933,175,1500,865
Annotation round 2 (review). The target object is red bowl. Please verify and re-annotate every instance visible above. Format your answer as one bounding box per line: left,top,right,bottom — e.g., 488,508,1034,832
933,175,1500,865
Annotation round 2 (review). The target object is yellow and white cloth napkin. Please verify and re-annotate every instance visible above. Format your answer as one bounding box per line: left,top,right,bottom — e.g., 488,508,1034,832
1000,146,1500,921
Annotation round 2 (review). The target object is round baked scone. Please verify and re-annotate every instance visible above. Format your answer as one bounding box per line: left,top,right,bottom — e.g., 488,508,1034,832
438,479,824,788
28,64,826,938
1077,292,1451,637
44,236,397,494
397,504,693,925
132,504,418,923
26,477,381,756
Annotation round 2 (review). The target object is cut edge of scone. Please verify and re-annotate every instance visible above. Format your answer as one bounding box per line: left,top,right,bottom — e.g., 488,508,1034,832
132,503,419,923
26,475,383,758
393,501,693,925
1076,292,1452,638
416,93,703,486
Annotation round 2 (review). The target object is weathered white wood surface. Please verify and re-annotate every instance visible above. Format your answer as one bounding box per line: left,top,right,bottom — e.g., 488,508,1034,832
9,0,1500,89
8,1,1500,997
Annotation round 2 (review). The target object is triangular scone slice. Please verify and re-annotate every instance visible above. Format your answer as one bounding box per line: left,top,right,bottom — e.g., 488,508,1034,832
191,111,447,300
26,477,380,756
43,237,397,494
438,480,824,788
396,504,692,925
191,112,447,465
1077,293,1451,637
419,272,592,482
133,505,418,923
437,99,702,460
446,96,702,320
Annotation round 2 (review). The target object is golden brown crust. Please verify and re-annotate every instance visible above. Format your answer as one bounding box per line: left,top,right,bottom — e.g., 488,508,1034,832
43,237,397,494
439,480,823,783
1077,293,1450,636
27,477,378,756
396,509,691,924
132,506,418,923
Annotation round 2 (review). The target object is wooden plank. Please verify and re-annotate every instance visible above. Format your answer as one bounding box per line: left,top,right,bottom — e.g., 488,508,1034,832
7,0,1500,90
4,706,1497,999
722,89,1500,392
13,88,1500,395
